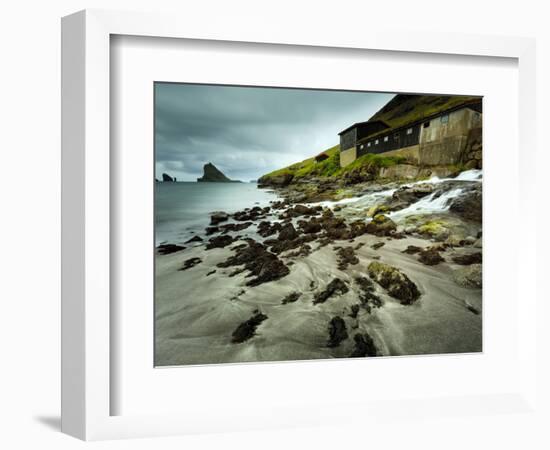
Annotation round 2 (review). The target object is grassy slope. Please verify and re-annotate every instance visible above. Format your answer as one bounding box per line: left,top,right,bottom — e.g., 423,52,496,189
260,144,406,182
368,94,480,137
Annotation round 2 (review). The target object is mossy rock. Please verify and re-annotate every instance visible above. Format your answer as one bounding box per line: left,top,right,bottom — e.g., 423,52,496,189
417,220,450,241
367,261,420,305
365,214,397,236
367,204,390,217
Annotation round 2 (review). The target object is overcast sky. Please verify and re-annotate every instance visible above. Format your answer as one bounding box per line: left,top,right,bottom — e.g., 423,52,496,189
155,83,394,181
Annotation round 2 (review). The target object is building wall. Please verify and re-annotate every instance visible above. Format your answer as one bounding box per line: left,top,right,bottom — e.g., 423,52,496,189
340,146,357,167
339,128,357,152
379,145,420,164
418,107,482,166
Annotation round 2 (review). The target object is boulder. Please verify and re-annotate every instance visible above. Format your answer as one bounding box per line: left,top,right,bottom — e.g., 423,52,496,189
365,214,397,236
448,187,482,222
418,248,445,266
367,261,421,305
452,252,482,265
210,211,229,225
179,257,202,271
453,263,482,288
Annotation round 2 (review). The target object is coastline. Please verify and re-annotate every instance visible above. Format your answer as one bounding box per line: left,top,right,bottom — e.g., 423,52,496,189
155,171,483,366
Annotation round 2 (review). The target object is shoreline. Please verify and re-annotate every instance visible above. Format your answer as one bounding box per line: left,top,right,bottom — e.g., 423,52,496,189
155,171,482,366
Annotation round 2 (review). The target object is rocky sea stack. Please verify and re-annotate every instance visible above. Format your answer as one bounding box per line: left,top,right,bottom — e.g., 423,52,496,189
197,162,241,183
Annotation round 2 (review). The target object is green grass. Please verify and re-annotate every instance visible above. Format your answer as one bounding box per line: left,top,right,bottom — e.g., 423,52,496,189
260,145,407,183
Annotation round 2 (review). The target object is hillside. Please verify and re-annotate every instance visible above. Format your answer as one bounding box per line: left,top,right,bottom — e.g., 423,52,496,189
368,94,480,136
258,144,406,186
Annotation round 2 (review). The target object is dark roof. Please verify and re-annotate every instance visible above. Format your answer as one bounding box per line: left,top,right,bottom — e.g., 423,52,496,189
338,119,390,136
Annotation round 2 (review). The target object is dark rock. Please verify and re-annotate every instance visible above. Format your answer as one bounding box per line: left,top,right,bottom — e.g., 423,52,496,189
313,278,349,305
355,276,383,312
231,312,268,343
418,248,445,266
210,211,229,225
184,235,203,244
278,223,299,241
205,226,220,235
217,240,290,286
197,162,238,182
156,243,185,255
467,304,480,315
179,257,202,271
282,292,302,305
220,222,253,233
367,261,420,305
161,173,175,182
257,221,282,238
327,316,348,347
448,186,482,222
452,252,482,265
336,246,359,270
349,304,360,319
366,214,397,236
286,244,312,258
349,333,378,357
297,218,322,234
206,270,216,276
206,235,235,249
371,242,385,250
402,245,423,254
453,264,482,288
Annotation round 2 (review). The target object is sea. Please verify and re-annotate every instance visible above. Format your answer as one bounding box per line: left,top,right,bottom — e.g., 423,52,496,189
155,182,279,246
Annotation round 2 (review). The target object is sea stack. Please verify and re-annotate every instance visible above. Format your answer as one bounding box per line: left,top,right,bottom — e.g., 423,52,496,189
162,173,176,182
197,163,240,182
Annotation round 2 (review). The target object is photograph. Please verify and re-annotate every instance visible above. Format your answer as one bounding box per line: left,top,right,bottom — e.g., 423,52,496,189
154,83,483,366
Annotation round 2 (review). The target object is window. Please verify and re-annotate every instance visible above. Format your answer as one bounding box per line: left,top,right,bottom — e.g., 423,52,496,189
423,121,430,128
367,142,371,147
406,128,413,135
375,139,379,145
359,144,364,150
384,136,389,142
440,114,449,124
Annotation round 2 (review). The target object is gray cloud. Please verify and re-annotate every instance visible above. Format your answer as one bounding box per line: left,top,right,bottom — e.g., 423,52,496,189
155,83,394,181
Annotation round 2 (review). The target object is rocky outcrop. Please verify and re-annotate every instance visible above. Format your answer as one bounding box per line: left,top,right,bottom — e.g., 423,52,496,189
162,173,175,182
197,163,239,182
217,240,290,286
327,316,348,347
156,243,185,255
349,333,378,357
210,211,229,225
367,261,420,305
231,311,268,343
313,278,349,305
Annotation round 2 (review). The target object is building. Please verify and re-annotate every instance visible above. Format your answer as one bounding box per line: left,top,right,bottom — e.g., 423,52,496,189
339,95,482,167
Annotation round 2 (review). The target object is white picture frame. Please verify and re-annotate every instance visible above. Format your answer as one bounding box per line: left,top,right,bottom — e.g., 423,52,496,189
61,9,538,441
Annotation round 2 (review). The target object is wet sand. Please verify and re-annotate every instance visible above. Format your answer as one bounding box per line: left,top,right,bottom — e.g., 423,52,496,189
155,232,482,366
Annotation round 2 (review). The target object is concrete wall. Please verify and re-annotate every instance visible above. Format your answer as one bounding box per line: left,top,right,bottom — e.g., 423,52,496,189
418,107,482,166
340,146,357,167
378,145,420,164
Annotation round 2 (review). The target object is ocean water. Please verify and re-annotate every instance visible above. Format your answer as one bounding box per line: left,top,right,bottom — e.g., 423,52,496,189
155,182,279,245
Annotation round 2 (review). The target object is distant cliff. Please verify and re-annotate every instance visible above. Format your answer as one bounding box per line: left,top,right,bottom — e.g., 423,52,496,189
197,163,240,182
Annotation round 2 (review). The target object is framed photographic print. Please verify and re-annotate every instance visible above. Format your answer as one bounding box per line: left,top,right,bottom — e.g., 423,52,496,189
62,9,538,441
